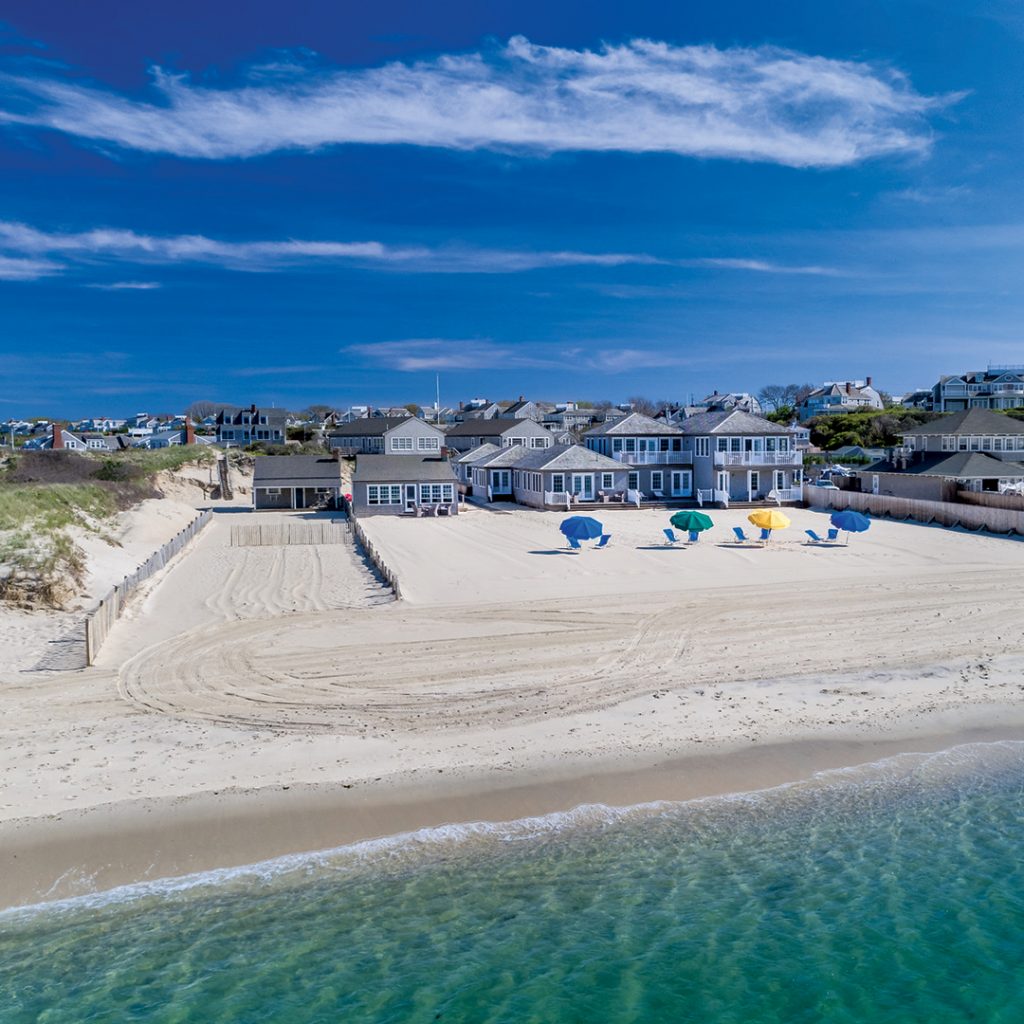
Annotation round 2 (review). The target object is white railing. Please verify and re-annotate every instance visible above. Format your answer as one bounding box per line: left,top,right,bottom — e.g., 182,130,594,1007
626,488,643,507
545,490,572,509
697,488,730,507
713,451,802,467
612,451,692,465
769,488,802,504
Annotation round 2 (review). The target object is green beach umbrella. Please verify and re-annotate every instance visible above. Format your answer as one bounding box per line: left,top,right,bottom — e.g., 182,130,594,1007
669,510,714,532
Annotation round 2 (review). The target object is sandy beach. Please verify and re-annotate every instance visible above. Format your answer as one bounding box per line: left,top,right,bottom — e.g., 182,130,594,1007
3,500,1024,909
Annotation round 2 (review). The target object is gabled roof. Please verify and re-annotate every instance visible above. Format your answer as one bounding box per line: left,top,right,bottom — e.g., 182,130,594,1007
677,409,798,436
475,444,623,472
900,409,1024,436
584,412,683,437
329,417,419,437
454,443,501,465
352,455,457,483
253,455,343,487
445,419,544,437
869,451,1024,478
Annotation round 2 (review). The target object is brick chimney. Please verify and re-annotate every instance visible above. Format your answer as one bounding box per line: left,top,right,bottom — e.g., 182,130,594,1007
51,422,64,450
866,376,873,387
184,419,195,445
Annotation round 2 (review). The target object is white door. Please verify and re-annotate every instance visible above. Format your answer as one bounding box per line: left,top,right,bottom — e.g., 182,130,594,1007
748,471,760,500
493,470,512,494
716,471,728,494
774,470,785,492
671,470,692,496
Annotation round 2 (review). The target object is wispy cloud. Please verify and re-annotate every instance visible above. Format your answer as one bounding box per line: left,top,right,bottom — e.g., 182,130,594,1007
0,37,951,167
0,219,836,281
85,280,162,290
689,257,842,276
884,185,972,204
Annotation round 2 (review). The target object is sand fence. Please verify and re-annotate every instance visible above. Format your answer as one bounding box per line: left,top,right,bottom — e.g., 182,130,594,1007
809,486,1024,536
84,510,213,664
347,517,402,599
230,521,347,547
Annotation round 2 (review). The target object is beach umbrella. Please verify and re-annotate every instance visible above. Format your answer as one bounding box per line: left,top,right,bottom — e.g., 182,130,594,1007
748,509,791,531
670,510,714,533
559,515,604,540
830,510,871,534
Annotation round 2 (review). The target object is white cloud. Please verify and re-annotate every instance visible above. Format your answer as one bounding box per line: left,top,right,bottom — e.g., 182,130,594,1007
0,253,62,280
85,280,162,290
0,37,950,166
345,339,564,372
0,219,841,281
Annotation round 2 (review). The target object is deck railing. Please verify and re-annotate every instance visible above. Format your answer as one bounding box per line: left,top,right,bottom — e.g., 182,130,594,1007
713,451,802,467
612,451,692,465
697,488,730,508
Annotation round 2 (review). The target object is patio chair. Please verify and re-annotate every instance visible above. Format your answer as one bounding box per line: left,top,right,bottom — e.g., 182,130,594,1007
595,534,611,549
688,531,700,543
732,527,748,543
759,528,771,542
663,528,679,545
805,529,823,543
430,504,441,517
652,489,665,500
567,537,582,552
827,528,840,542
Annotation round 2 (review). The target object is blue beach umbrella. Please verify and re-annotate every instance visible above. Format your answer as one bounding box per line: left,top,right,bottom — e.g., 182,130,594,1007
559,516,604,541
830,510,871,534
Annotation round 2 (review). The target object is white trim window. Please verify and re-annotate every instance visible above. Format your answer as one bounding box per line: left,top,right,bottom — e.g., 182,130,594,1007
391,436,414,452
551,474,565,493
694,437,710,458
417,436,441,452
419,483,454,503
265,488,281,496
368,484,402,505
628,471,640,491
651,471,664,491
601,472,614,489
529,436,547,448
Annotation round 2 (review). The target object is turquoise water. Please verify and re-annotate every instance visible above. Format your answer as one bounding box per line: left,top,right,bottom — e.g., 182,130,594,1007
3,743,1024,1023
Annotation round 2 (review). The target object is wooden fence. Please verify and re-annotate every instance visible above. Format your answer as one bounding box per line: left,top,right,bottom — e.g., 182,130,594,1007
342,502,401,599
805,485,1024,536
956,490,1024,512
230,521,347,546
85,509,213,664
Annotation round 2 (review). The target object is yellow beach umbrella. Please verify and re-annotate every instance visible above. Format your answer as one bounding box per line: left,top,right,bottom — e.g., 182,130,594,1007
748,509,791,531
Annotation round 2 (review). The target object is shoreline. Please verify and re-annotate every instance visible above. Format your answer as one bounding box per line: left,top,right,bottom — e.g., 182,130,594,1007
6,711,1024,913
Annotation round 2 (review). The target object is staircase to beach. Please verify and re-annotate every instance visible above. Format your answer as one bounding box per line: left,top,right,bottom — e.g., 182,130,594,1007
217,456,233,500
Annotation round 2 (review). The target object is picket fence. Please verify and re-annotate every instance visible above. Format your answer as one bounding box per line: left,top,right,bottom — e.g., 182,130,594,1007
230,522,347,547
84,509,213,664
806,486,1024,536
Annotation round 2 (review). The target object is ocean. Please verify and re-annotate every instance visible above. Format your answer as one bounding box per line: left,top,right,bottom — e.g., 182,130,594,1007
2,741,1023,1023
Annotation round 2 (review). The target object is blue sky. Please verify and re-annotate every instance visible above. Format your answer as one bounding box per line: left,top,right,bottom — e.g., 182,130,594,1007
1,0,1023,416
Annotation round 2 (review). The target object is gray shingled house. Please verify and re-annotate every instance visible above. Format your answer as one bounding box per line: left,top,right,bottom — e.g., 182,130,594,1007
351,455,459,516
583,412,693,499
328,417,446,456
252,455,343,510
444,418,556,453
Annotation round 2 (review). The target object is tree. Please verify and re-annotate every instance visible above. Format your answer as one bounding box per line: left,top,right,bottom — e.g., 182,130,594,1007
759,383,814,412
404,403,423,417
186,400,218,421
627,395,658,417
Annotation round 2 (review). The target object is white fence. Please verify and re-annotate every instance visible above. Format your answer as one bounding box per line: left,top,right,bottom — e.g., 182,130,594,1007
231,522,347,546
85,509,212,664
347,516,402,599
805,486,1024,536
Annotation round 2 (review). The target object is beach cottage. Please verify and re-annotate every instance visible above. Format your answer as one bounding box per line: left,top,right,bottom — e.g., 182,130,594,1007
252,455,343,510
444,418,556,454
351,455,459,516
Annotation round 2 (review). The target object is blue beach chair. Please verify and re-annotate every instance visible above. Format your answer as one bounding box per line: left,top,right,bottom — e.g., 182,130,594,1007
688,531,700,543
663,528,679,545
596,534,611,549
759,528,772,542
732,527,748,543
806,529,823,544
567,537,582,552
827,528,840,542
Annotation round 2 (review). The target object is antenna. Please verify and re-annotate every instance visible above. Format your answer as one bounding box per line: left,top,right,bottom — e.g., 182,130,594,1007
436,374,441,425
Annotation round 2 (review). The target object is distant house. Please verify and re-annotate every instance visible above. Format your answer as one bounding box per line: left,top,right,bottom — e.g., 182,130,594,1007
444,418,556,454
252,455,343,510
328,417,445,456
584,412,693,499
693,391,763,416
456,400,502,421
351,455,459,516
453,443,501,487
798,379,883,420
217,406,287,447
930,367,1024,413
499,397,545,422
858,409,1024,500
